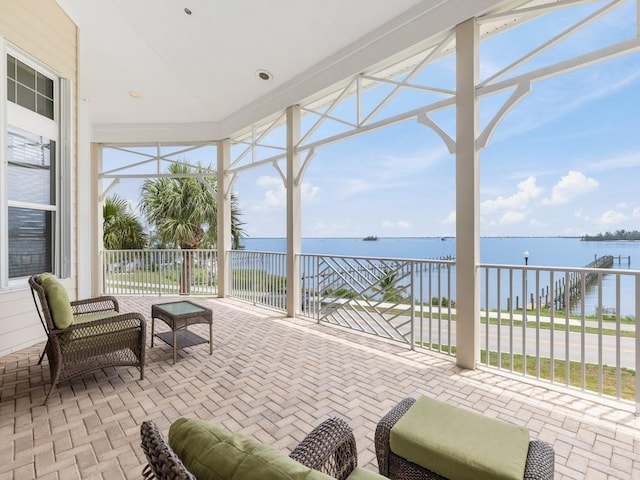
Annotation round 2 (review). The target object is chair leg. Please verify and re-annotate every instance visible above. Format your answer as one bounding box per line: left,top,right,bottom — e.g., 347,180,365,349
42,382,56,405
37,343,48,365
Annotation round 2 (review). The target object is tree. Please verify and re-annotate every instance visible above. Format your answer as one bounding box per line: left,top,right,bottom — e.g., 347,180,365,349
139,162,245,292
102,195,147,250
374,268,404,303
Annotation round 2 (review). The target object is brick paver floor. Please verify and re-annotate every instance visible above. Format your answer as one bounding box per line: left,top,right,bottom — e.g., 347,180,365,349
1,296,639,479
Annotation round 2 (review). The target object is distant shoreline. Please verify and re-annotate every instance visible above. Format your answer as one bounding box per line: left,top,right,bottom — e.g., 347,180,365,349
244,235,584,240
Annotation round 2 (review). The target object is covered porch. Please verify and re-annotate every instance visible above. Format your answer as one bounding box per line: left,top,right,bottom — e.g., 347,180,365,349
2,0,640,478
1,296,637,479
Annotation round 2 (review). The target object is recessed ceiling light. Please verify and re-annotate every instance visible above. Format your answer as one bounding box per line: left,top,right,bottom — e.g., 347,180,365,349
184,7,192,15
256,69,273,81
128,90,139,98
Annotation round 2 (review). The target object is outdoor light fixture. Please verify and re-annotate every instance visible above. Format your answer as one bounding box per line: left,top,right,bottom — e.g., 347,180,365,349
524,251,529,266
256,69,273,81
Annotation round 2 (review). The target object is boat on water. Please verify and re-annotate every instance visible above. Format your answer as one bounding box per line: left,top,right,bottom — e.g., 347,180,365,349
363,235,378,241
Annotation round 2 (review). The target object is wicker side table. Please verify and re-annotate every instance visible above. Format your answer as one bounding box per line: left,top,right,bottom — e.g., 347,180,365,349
151,300,213,364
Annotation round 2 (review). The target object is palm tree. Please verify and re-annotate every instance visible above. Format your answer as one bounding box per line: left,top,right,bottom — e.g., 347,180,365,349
374,268,404,303
139,162,245,293
103,195,147,250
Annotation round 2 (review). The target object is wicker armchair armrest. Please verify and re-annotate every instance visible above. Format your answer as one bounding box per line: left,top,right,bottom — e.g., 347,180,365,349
524,440,554,480
71,295,120,314
374,397,416,476
289,417,357,480
140,420,195,480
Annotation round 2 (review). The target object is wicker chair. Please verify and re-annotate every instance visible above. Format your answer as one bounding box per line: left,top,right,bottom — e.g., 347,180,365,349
29,275,146,403
375,397,555,480
140,417,358,480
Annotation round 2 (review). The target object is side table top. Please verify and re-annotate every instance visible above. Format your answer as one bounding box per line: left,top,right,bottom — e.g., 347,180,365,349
152,300,211,316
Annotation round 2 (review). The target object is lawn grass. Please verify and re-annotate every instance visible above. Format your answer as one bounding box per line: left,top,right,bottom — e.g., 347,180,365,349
420,343,635,400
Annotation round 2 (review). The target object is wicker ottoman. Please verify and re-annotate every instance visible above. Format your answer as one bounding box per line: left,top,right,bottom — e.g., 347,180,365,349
374,397,554,480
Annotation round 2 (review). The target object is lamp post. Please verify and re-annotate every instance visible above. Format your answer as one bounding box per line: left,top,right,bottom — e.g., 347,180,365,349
523,251,529,317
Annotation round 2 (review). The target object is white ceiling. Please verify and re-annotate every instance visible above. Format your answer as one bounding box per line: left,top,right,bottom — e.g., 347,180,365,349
56,0,509,142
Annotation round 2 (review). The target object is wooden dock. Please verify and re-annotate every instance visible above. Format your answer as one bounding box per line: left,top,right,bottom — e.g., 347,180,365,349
543,255,614,311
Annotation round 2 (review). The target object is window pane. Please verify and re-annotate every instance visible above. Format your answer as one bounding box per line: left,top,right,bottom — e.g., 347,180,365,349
36,94,54,120
17,83,36,111
7,78,16,103
7,129,55,204
16,59,36,89
37,72,54,99
8,207,53,279
7,55,15,79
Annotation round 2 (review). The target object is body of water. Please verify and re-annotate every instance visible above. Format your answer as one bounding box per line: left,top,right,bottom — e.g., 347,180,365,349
242,237,640,316
243,236,639,268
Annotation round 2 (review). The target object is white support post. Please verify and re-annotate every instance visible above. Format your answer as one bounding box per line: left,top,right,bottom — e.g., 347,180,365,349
77,99,92,297
217,139,232,298
286,106,302,317
93,143,104,296
455,18,480,369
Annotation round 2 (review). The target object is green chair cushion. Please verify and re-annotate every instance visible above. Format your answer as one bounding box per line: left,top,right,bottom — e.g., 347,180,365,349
40,275,74,330
168,417,334,480
73,311,120,324
390,396,530,480
346,467,388,480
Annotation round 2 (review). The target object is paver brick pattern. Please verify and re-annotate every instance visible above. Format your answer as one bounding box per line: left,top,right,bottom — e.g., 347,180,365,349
1,296,640,479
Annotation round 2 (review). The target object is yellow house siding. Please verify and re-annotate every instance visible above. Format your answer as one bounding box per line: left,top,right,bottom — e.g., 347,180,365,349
0,0,78,357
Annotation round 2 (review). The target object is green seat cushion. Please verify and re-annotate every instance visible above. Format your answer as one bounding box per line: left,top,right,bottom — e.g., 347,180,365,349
40,276,74,329
169,417,333,480
73,311,120,324
346,467,388,480
390,396,529,480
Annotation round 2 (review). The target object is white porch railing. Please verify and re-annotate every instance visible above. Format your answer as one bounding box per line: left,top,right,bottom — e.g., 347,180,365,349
229,250,287,310
480,263,640,404
227,250,639,406
100,249,639,405
299,253,456,356
101,249,218,295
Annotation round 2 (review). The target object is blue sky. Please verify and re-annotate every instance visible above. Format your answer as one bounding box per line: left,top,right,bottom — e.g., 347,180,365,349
109,0,640,239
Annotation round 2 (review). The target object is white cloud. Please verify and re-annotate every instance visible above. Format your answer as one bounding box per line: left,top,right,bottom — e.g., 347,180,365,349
340,178,374,199
256,176,282,188
481,176,542,213
379,147,449,176
588,152,640,172
381,220,412,230
444,211,456,224
253,175,319,211
544,171,598,205
528,219,548,228
310,220,360,237
499,211,527,225
632,208,640,219
595,209,627,226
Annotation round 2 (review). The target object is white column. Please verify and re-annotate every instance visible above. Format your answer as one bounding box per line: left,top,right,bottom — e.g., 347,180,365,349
216,139,231,298
286,106,301,317
92,143,103,296
455,18,480,369
76,98,92,297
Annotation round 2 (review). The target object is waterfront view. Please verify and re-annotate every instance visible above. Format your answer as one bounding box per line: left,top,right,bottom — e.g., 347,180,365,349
242,236,640,316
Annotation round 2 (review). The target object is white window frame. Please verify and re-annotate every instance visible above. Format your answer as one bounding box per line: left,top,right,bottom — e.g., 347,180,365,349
1,42,71,289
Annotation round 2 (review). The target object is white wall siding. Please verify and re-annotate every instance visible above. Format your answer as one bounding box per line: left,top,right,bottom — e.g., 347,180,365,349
0,0,77,356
